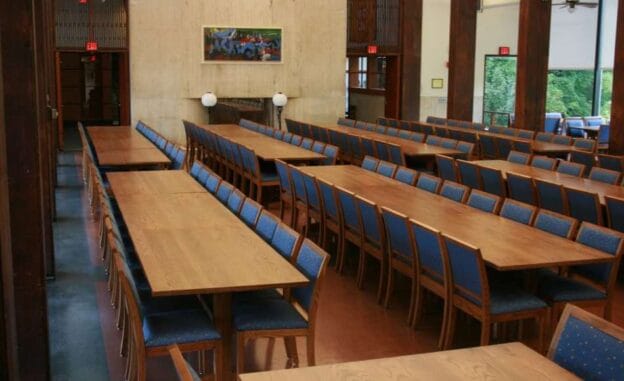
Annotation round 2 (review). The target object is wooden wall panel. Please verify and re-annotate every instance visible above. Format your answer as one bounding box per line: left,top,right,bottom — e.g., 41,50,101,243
609,0,624,153
514,0,551,131
400,0,422,121
447,0,479,122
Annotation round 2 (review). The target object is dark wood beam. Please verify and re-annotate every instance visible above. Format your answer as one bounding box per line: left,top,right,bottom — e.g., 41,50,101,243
400,0,422,121
0,1,51,378
447,0,479,121
515,0,551,131
609,0,624,153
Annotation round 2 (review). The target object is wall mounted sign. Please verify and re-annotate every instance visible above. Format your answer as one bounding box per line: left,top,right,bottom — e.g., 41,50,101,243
431,78,444,89
203,27,282,63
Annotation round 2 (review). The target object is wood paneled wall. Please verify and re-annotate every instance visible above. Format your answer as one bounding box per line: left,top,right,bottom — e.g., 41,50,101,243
609,0,624,153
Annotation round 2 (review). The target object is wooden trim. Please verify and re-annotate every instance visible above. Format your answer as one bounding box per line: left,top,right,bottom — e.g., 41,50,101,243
609,0,624,153
400,0,422,121
349,87,386,96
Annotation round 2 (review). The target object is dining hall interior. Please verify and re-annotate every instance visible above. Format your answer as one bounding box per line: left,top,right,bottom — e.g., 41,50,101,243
2,0,624,380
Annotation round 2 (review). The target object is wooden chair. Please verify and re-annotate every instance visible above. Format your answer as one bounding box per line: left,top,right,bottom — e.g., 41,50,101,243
301,172,324,243
168,345,202,381
441,234,548,351
506,172,537,206
564,187,603,225
239,146,280,205
275,159,295,225
499,199,537,225
393,167,419,186
532,209,578,239
435,155,459,182
588,167,622,185
439,181,469,203
335,186,363,274
548,304,624,381
355,195,388,302
317,179,343,254
466,189,502,214
416,174,442,194
531,155,558,171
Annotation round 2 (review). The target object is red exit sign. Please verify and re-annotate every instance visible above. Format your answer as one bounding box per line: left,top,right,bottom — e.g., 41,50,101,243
85,41,98,52
499,46,511,56
367,45,378,55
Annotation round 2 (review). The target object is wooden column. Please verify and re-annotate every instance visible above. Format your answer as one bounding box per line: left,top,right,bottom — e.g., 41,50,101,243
400,0,423,121
0,0,51,378
447,0,479,121
609,0,624,153
515,0,551,131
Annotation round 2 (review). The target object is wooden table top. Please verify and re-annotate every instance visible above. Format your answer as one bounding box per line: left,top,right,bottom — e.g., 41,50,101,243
300,165,611,271
475,160,624,205
95,148,170,167
200,124,326,162
322,124,464,158
113,191,308,296
87,126,171,167
107,170,206,195
238,343,579,381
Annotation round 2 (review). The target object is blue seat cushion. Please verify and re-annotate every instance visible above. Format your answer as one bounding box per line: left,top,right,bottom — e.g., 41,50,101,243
489,286,548,315
233,289,282,303
233,298,308,331
537,273,606,302
261,172,279,182
143,310,220,348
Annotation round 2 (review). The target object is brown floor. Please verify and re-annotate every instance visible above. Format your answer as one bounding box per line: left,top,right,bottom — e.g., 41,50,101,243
83,187,624,379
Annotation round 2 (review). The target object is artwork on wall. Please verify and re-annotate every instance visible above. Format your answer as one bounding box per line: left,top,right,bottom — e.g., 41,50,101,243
431,78,444,89
203,27,282,63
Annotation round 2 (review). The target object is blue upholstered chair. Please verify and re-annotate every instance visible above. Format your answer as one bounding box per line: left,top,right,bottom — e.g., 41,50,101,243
215,182,234,204
531,155,557,171
479,135,499,159
479,167,506,197
457,159,481,190
436,127,449,138
355,195,387,302
323,144,339,166
536,132,554,142
364,122,377,132
386,127,400,137
597,154,624,172
196,166,210,185
573,138,597,153
499,199,537,225
552,135,572,146
375,125,388,135
274,130,285,140
238,145,279,204
204,173,222,195
164,142,175,157
564,118,586,138
556,161,585,177
387,143,405,166
381,207,417,324
569,151,596,173
346,134,363,163
399,130,413,140
513,140,533,154
329,130,347,157
435,155,459,182
439,181,469,203
233,239,330,374
361,137,377,158
497,138,514,160
548,304,624,381
226,189,245,215
285,118,299,134
466,190,501,214
531,209,578,239
335,186,363,274
426,135,442,146
537,223,624,323
565,188,603,225
416,174,442,194
409,220,450,348
589,167,621,185
282,132,293,144
271,223,303,262
507,150,531,165
376,161,398,178
275,159,294,224
301,172,324,243
535,179,568,215
337,117,355,127
317,179,341,252
507,172,537,206
394,167,419,186
288,165,309,234
411,132,426,143
300,138,314,150
190,161,203,178
239,198,262,228
597,124,610,147
456,141,475,159
374,141,391,161
290,135,302,146
361,156,380,172
516,130,535,140
441,234,548,349
544,113,562,134
502,128,516,137
311,141,326,156
377,117,389,126
440,138,458,150
255,210,280,242
605,195,624,233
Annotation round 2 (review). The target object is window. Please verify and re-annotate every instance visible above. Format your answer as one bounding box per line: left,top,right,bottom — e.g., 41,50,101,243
346,56,387,91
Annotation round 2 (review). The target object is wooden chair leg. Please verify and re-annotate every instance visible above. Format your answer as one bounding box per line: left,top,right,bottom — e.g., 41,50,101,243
256,185,263,205
264,338,276,370
407,277,418,326
306,335,316,366
284,337,299,368
411,285,425,328
437,297,450,350
443,306,458,350
383,267,395,309
214,344,223,381
356,252,367,289
376,259,385,305
537,314,546,354
336,236,346,274
236,334,246,376
480,319,491,346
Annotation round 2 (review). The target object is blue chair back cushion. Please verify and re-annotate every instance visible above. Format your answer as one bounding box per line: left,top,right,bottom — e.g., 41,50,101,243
382,211,412,262
533,212,574,238
292,241,324,311
445,239,482,305
573,226,623,285
271,224,299,260
412,225,444,279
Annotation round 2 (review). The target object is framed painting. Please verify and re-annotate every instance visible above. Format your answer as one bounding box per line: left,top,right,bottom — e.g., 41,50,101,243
203,27,282,63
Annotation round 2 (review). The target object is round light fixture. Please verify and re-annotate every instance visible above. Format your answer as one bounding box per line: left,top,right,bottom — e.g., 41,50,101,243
201,92,218,107
272,92,288,107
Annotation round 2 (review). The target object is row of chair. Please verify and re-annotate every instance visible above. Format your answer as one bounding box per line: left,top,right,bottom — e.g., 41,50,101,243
136,120,186,169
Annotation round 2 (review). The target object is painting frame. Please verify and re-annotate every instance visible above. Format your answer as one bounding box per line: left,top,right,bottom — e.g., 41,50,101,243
431,78,444,89
202,26,283,64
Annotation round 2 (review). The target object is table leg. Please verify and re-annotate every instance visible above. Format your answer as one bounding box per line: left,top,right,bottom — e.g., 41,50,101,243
213,293,233,381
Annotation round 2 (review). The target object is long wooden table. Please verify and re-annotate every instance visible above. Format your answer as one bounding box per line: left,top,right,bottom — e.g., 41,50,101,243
300,165,611,271
322,124,464,159
239,342,579,381
200,124,326,163
475,160,624,205
109,171,308,379
106,170,206,195
87,126,171,168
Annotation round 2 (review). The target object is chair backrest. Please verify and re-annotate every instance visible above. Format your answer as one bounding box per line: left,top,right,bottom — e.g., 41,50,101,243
552,135,573,145
394,167,419,186
439,181,469,203
337,117,355,127
361,155,380,172
456,141,475,159
536,132,554,142
291,239,330,322
255,210,280,242
497,138,514,159
605,195,624,233
466,189,501,214
323,144,339,165
426,135,441,146
226,189,245,214
381,207,415,264
275,159,293,196
440,138,458,149
361,137,377,157
416,174,442,194
534,179,567,215
457,159,481,190
204,173,222,194
516,130,535,140
531,155,557,171
238,145,260,178
290,135,303,146
410,220,447,283
548,304,624,381
597,154,624,172
598,123,610,145
301,172,321,211
285,118,299,134
336,186,361,233
479,167,506,197
573,138,597,153
215,182,234,204
271,223,303,262
569,151,595,172
499,199,537,225
565,188,603,225
544,114,562,134
480,135,499,159
374,140,390,161
312,141,326,154
588,167,621,185
411,132,426,143
572,222,624,289
317,179,340,223
435,155,459,182
532,209,578,239
346,134,362,159
398,130,412,140
239,198,262,227
301,138,314,150
355,195,385,248
442,234,488,309
387,143,405,166
376,161,398,178
556,161,586,177
190,161,203,178
386,127,400,137
506,172,537,205
507,150,531,165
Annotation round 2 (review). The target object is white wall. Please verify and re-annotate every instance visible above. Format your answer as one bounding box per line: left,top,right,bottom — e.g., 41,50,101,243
549,5,598,69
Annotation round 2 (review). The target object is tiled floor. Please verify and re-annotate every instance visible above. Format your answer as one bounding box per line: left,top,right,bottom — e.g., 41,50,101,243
48,132,624,380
